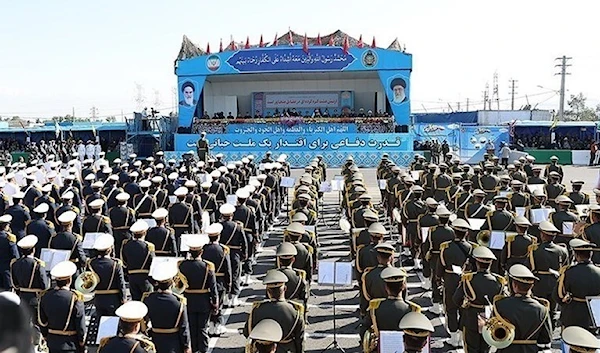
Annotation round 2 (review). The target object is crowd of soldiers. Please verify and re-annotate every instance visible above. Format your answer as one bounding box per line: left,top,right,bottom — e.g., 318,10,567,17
2,145,600,353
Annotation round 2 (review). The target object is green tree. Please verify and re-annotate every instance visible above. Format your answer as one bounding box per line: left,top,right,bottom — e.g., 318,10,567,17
566,93,598,121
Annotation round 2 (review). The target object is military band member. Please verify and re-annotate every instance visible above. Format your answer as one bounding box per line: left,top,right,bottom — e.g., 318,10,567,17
554,238,600,330
432,163,452,202
561,326,600,353
479,164,499,204
417,198,440,278
530,221,568,321
0,214,18,290
356,222,386,285
109,192,136,259
566,180,589,207
179,236,218,353
234,188,257,282
98,301,156,353
146,208,177,257
150,176,169,209
219,203,247,307
550,195,578,246
398,312,435,353
527,165,546,185
464,189,491,221
83,199,112,235
454,180,473,216
27,203,57,257
402,185,427,268
121,220,155,301
507,180,530,211
544,155,564,183
85,181,107,215
289,193,317,226
437,218,477,347
142,265,192,353
10,235,49,314
243,271,305,353
50,211,87,274
351,209,378,258
6,191,31,240
501,216,537,272
199,182,218,223
491,264,552,353
480,195,515,273
284,222,314,283
38,261,87,353
202,223,231,336
385,166,402,217
362,267,418,352
169,187,194,250
23,174,42,210
583,205,600,264
133,180,157,219
545,171,566,209
88,234,127,317
453,246,506,353
360,243,395,319
247,319,284,353
273,242,307,307
56,191,83,236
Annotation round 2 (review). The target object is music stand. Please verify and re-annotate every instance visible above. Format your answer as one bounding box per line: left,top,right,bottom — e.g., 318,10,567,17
318,261,352,353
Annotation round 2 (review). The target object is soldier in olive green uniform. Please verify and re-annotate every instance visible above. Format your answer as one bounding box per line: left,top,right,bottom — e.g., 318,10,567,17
566,180,589,208
417,198,440,283
583,205,600,264
243,271,305,353
501,216,537,272
402,185,427,268
507,180,530,212
360,243,395,318
479,164,499,204
398,312,435,353
433,163,452,202
247,319,284,353
491,264,552,353
479,195,515,274
550,195,578,247
453,180,473,217
545,171,566,209
453,246,506,353
356,223,387,293
554,238,600,330
362,267,420,353
273,242,307,308
98,301,156,353
544,155,564,183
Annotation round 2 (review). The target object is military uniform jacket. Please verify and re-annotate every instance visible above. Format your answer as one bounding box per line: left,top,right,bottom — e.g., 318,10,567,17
85,193,108,214
56,204,82,234
209,181,226,202
290,207,317,226
142,290,191,349
133,193,157,217
554,260,600,328
244,299,305,353
234,204,257,236
452,270,505,328
418,213,439,237
38,288,86,351
88,256,127,302
150,188,169,209
402,199,427,230
352,206,375,229
464,202,490,219
169,202,193,231
26,218,56,258
23,183,42,209
98,334,156,353
510,170,528,183
454,191,473,214
501,233,537,271
481,209,515,232
423,224,455,261
433,174,453,201
202,242,232,292
545,183,566,205
567,191,589,206
493,294,552,352
121,239,154,275
544,164,564,181
83,214,113,235
102,184,122,209
146,226,177,256
527,176,546,185
361,265,390,314
59,185,82,208
49,231,86,266
10,255,49,306
364,297,419,339
550,210,578,241
5,204,31,238
109,205,136,232
529,241,568,295
219,220,247,256
583,222,600,263
199,192,217,214
479,174,500,194
508,192,530,210
437,239,475,284
276,267,307,303
291,241,313,280
179,258,218,313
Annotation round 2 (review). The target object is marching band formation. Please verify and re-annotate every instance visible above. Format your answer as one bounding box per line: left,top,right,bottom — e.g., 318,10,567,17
1,148,600,353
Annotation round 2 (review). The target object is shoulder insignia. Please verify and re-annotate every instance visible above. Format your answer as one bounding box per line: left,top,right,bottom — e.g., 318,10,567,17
103,216,111,224
493,294,505,304
71,289,84,302
222,244,230,254
134,336,155,352
25,219,32,226
461,272,474,282
10,258,17,266
368,298,385,311
407,300,422,313
75,233,83,241
289,300,305,316
73,207,80,213
295,269,307,281
205,260,215,272
440,241,451,250
23,205,29,212
141,291,152,302
506,234,516,243
468,241,479,248
7,233,16,243
99,336,112,349
112,258,123,266
49,197,55,203
46,221,55,229
533,296,550,308
146,242,155,252
173,292,187,305
485,210,494,217
493,273,508,286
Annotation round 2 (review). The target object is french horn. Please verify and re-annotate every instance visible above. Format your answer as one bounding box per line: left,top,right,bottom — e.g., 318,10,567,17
362,329,378,353
477,230,491,247
75,271,99,294
482,316,515,349
173,272,189,295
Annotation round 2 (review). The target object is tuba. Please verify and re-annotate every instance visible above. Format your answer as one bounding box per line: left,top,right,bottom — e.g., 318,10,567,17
392,208,402,224
477,230,491,247
339,218,351,233
482,316,515,349
362,329,378,353
172,272,189,295
75,271,99,294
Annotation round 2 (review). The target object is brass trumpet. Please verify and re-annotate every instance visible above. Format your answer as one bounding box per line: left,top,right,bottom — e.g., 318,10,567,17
477,231,491,247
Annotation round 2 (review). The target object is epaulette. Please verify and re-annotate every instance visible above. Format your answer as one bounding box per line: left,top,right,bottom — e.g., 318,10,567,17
23,205,29,212
7,233,16,243
141,291,152,302
129,208,136,215
295,269,307,281
112,258,123,266
35,258,46,267
99,336,112,349
146,242,155,252
49,197,55,204
75,233,83,241
485,211,494,217
122,239,129,247
306,244,314,254
103,216,111,224
73,206,80,214
468,241,479,248
289,300,305,316
440,241,451,251
71,289,84,302
461,272,474,282
492,273,508,286
492,294,505,304
205,260,215,272
252,301,263,309
368,298,385,311
222,244,230,254
134,336,156,352
506,234,516,243
407,300,422,313
173,292,187,305
533,296,550,308
10,258,17,266
25,219,33,226
559,264,571,276
46,220,55,229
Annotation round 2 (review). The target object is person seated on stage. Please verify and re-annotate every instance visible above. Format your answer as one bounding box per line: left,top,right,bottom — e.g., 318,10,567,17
244,111,252,119
357,108,366,117
226,112,234,119
322,109,330,117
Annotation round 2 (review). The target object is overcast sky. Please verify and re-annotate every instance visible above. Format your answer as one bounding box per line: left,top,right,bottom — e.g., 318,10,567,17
0,0,597,119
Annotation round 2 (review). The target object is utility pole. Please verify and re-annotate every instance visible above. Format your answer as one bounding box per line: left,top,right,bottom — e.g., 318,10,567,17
90,106,98,120
509,79,518,110
457,102,461,112
555,56,572,121
483,83,489,110
466,98,469,111
492,72,500,110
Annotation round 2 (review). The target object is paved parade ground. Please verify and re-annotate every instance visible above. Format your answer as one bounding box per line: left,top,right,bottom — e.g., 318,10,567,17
200,165,600,353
